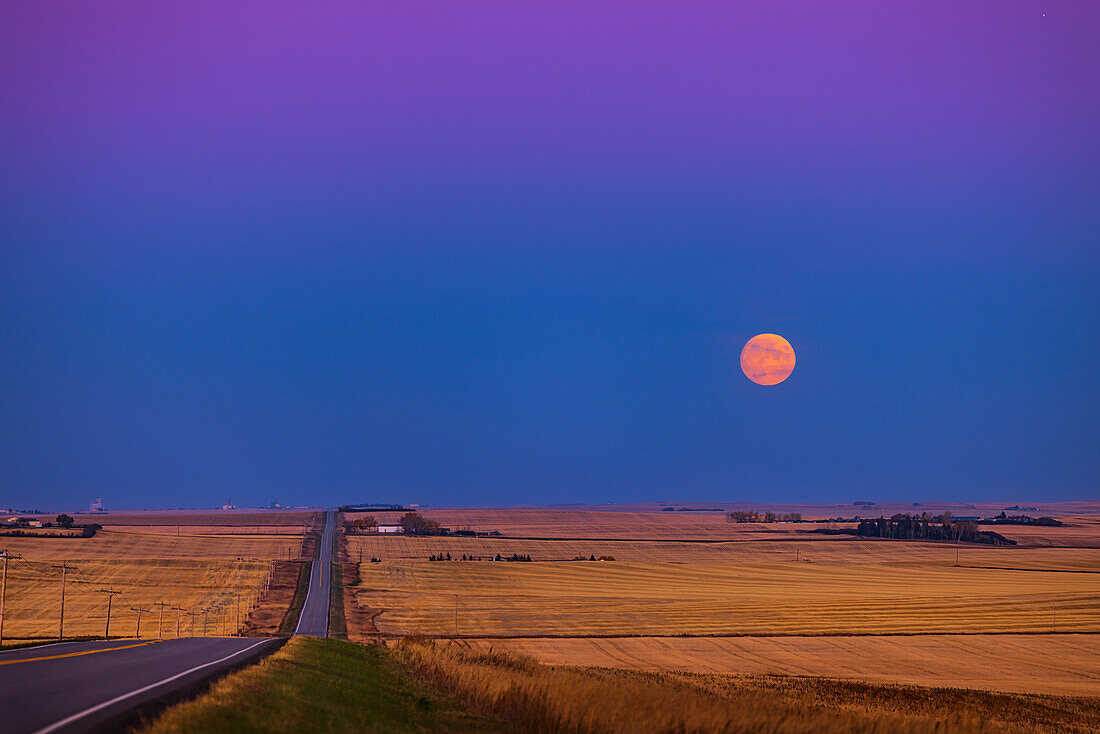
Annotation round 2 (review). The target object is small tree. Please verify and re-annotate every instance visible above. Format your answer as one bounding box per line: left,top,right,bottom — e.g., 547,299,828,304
56,513,75,528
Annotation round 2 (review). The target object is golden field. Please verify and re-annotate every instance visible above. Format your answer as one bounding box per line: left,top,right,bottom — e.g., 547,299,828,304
0,511,316,640
2,527,306,561
1,558,271,640
343,506,1100,696
357,557,1098,637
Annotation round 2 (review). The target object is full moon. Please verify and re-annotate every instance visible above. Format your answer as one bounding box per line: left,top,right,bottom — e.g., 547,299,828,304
740,333,796,386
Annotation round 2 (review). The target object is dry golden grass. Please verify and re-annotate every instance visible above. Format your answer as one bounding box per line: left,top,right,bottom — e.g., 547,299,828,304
1,558,271,639
395,639,1100,733
456,634,1100,697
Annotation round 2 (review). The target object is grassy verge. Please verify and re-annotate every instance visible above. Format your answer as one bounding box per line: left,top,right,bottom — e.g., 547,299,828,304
137,637,504,734
276,562,312,636
328,515,347,638
395,639,1100,734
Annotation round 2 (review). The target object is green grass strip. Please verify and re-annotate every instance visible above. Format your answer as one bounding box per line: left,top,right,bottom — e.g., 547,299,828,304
277,561,312,636
137,637,503,734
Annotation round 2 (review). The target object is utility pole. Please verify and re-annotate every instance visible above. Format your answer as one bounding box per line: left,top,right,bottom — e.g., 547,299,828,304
234,593,241,635
98,589,123,639
51,564,76,640
174,606,183,637
130,605,150,638
0,551,17,646
202,608,209,636
954,528,961,567
186,609,198,636
154,601,170,638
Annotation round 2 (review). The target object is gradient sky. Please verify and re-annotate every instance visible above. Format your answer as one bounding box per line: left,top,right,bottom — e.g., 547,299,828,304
2,2,1097,510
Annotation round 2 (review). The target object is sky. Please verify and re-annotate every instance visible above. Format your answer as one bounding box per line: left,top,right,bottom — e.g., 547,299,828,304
1,2,1097,510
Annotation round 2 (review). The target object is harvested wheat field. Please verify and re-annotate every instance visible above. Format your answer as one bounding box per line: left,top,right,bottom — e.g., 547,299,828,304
346,506,1100,698
348,532,1100,571
357,559,1099,637
0,511,318,640
1,528,305,561
1,558,272,639
454,634,1100,696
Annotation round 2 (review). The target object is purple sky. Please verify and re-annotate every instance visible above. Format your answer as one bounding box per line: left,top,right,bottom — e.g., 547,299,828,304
1,3,1097,509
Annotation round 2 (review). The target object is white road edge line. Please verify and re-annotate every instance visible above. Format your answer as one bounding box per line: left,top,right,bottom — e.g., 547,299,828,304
32,638,276,734
293,559,321,635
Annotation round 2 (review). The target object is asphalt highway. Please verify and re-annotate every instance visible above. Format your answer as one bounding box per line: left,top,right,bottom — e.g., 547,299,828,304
0,636,284,734
294,509,334,636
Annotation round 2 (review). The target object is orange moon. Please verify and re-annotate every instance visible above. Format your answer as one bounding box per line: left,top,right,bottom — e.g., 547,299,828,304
740,333,796,386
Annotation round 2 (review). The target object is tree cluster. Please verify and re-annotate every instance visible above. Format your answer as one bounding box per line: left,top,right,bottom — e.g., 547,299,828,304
399,511,446,536
346,515,379,533
855,516,1014,546
727,511,802,523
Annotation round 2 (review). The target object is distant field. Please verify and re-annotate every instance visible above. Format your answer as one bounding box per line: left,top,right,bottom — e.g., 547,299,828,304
100,525,307,537
1,511,316,640
347,532,1100,570
455,634,1100,697
64,512,314,526
3,528,305,561
344,505,1100,696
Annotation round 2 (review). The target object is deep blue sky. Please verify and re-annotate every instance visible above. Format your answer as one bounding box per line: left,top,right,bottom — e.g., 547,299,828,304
2,3,1097,509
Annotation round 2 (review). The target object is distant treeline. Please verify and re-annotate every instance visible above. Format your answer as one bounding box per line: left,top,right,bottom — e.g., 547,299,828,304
0,523,101,539
727,511,803,523
817,514,1015,546
430,553,533,562
980,512,1062,527
663,507,725,512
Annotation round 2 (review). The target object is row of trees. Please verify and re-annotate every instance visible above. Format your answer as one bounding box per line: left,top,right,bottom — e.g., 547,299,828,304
855,516,1014,546
430,553,533,562
727,511,803,523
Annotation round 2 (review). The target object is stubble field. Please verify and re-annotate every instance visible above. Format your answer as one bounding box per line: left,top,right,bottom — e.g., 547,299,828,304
0,512,317,640
343,505,1100,696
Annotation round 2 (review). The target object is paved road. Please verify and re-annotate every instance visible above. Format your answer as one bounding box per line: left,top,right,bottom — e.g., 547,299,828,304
0,636,283,734
293,509,334,636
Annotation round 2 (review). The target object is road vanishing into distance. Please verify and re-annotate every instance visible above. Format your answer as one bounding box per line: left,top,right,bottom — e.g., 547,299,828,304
1,509,335,733
294,509,334,637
